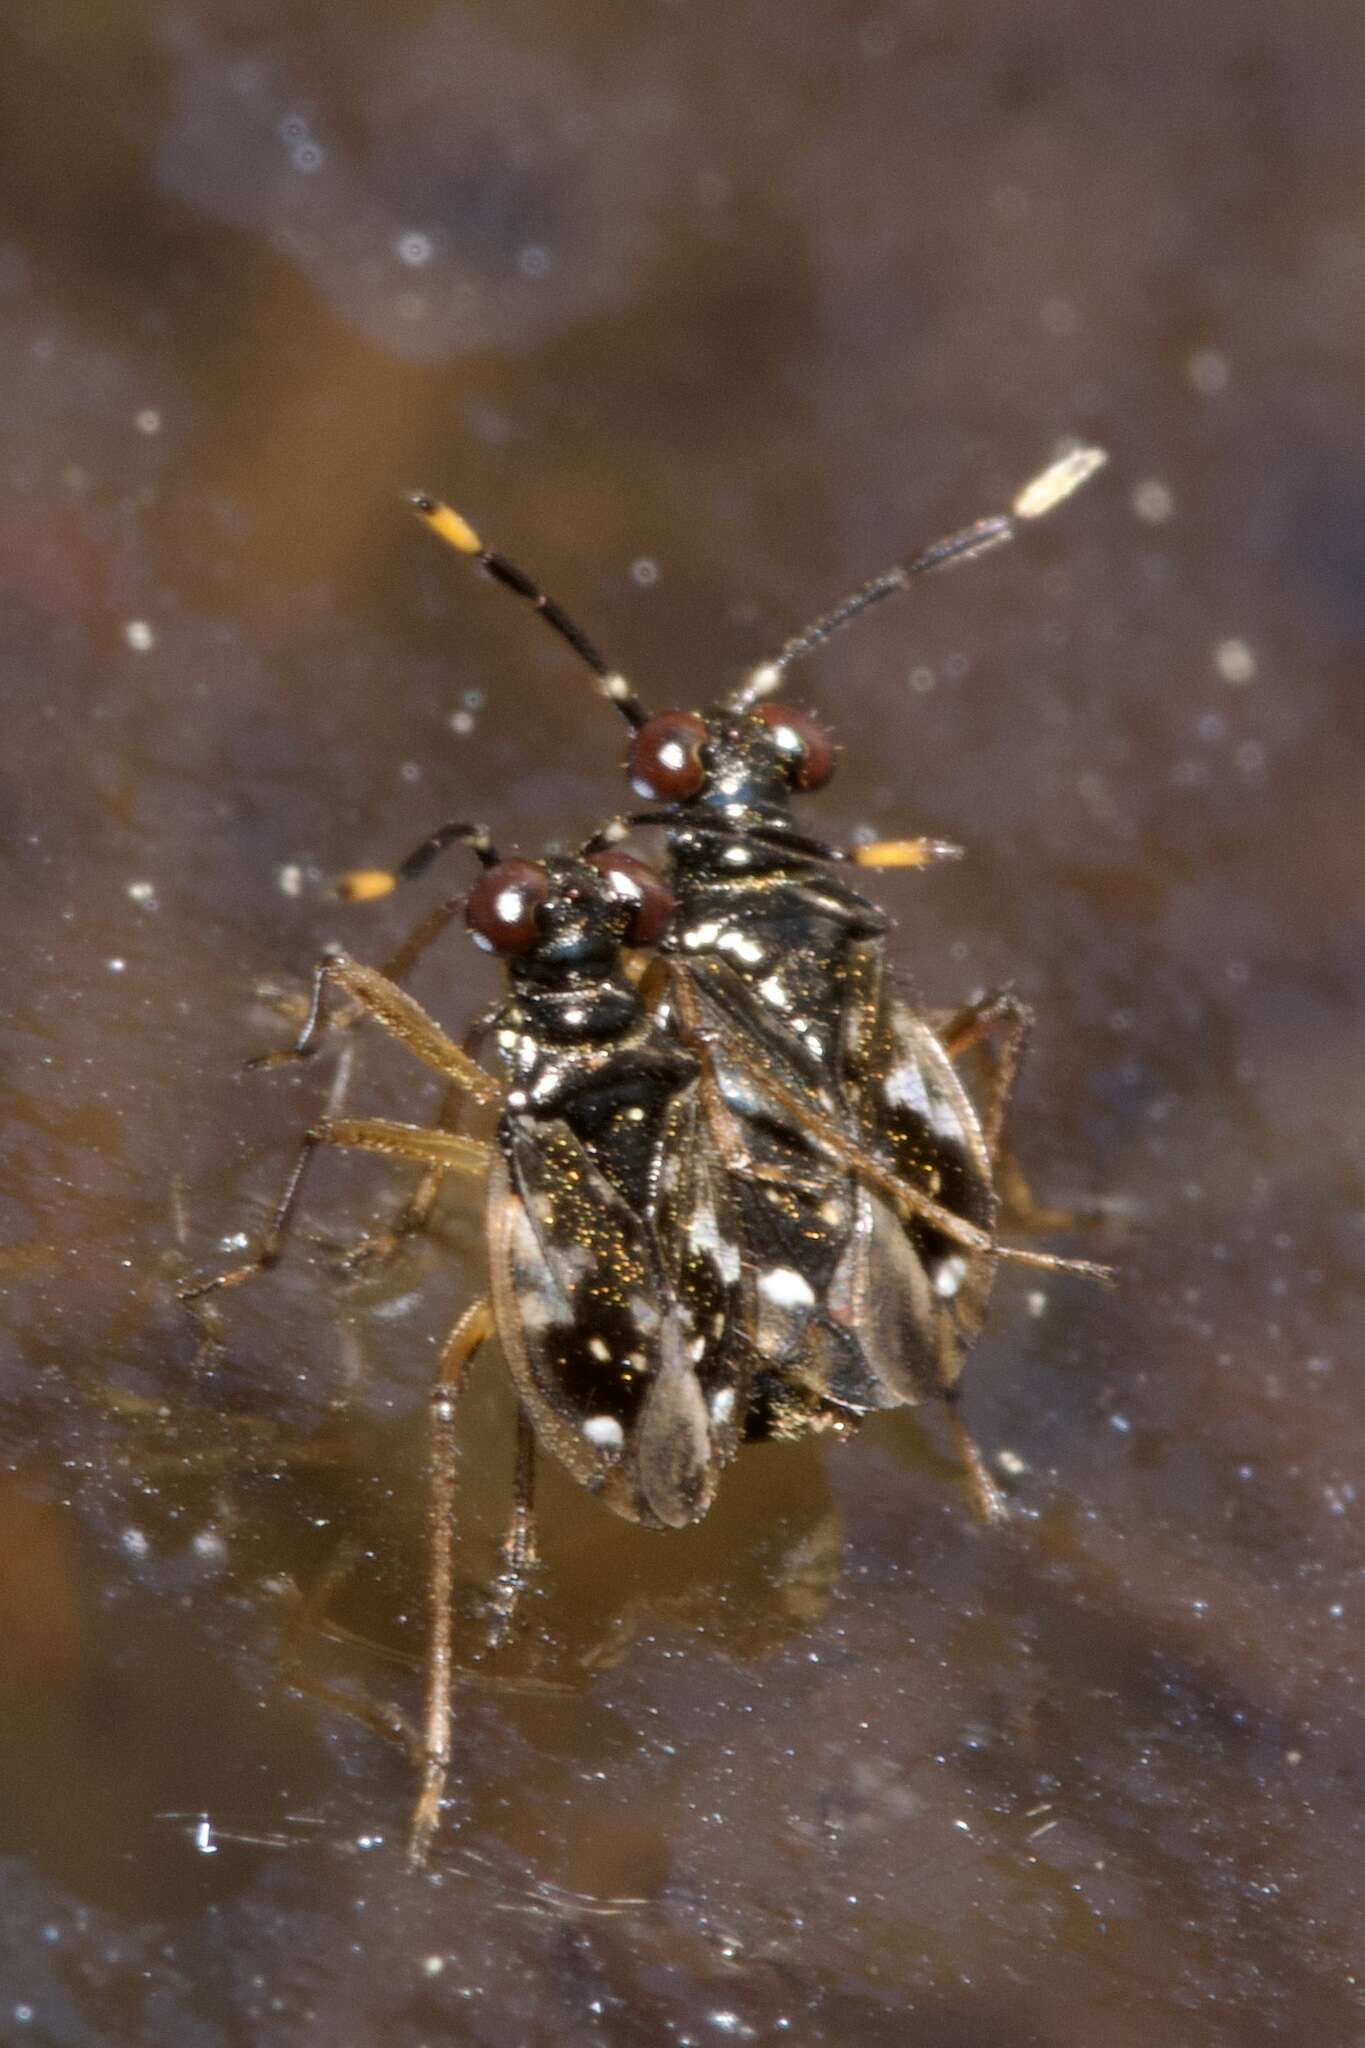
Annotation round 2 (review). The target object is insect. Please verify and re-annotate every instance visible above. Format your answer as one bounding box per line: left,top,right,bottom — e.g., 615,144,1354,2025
397,449,1112,1520
183,830,752,1862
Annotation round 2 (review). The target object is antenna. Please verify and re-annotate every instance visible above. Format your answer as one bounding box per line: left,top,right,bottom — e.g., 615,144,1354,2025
729,444,1108,710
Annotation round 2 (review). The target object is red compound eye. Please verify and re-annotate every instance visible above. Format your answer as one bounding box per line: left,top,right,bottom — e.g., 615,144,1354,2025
755,704,837,791
627,711,709,801
465,859,551,954
586,850,675,946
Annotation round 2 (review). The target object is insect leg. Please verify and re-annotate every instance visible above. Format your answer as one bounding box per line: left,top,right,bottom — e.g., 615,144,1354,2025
179,1116,489,1347
939,991,1115,1244
336,1018,497,1271
316,1117,491,1174
411,1295,496,1869
249,952,499,1104
660,961,997,1250
939,990,1034,1162
176,1039,359,1326
484,1406,538,1653
655,960,834,1194
943,1390,1008,1526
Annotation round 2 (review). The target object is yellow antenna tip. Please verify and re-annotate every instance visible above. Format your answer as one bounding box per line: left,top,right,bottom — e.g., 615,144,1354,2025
1013,444,1108,521
409,493,483,556
335,868,399,903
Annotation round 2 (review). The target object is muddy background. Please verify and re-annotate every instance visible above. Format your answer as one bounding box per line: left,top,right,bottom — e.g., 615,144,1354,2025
1,2,1363,2043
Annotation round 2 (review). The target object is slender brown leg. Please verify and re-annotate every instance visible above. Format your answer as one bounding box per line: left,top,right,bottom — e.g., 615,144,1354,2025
941,990,1113,1239
176,1041,359,1348
484,1406,539,1653
338,1018,496,1271
179,960,497,1328
317,1117,490,1175
377,894,466,987
939,991,1033,1164
251,951,498,1104
410,1295,495,1869
943,1390,1007,1526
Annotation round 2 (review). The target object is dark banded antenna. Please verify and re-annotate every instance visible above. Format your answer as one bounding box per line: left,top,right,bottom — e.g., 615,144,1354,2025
336,821,498,906
729,444,1107,711
410,494,648,730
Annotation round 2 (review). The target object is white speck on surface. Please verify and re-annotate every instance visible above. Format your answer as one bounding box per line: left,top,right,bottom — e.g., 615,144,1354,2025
1109,1413,1132,1434
1131,478,1174,522
1214,637,1257,684
1187,346,1230,395
396,231,433,267
193,1528,228,1564
277,864,303,897
858,16,899,59
127,879,157,906
135,407,162,435
1026,1290,1048,1318
123,619,156,652
449,709,475,735
121,1527,150,1559
631,557,658,586
421,1956,445,1977
518,243,551,277
1039,295,1078,337
583,1415,625,1451
996,1448,1028,1477
107,957,126,973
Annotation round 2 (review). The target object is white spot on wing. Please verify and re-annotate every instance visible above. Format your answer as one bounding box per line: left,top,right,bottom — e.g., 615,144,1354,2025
759,1265,816,1310
886,1059,930,1117
933,1254,968,1299
688,1201,741,1284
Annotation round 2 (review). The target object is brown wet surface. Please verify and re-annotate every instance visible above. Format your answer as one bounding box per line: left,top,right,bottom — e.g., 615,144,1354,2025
2,1,1364,2042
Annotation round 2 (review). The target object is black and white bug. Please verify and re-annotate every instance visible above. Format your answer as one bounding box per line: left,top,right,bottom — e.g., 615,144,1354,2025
183,830,749,1860
406,451,1112,1518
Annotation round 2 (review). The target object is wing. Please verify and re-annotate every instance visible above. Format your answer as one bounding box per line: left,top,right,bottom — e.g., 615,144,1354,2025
653,1087,753,1470
487,1116,745,1529
867,999,998,1382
